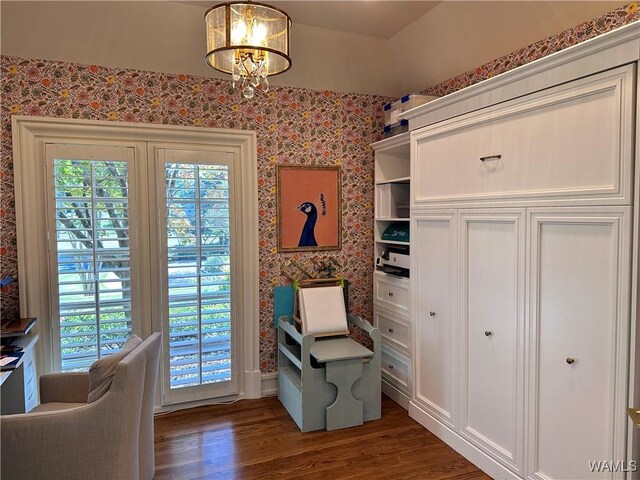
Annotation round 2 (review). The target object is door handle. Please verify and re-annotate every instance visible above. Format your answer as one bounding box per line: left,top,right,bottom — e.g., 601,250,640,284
629,408,640,428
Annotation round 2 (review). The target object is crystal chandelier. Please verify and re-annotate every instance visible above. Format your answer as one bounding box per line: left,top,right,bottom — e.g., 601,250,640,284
205,2,292,99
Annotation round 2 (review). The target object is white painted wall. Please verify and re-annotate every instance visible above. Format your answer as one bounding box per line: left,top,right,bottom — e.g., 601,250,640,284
0,1,397,96
390,1,627,94
0,1,627,97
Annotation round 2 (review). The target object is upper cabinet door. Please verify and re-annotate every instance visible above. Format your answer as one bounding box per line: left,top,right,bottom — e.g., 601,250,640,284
459,210,525,475
526,207,631,480
412,212,458,429
411,65,635,208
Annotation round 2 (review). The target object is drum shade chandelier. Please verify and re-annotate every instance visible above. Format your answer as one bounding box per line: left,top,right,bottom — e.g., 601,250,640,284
205,2,292,99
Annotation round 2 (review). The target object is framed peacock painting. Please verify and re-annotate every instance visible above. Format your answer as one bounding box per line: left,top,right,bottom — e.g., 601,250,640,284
276,165,342,252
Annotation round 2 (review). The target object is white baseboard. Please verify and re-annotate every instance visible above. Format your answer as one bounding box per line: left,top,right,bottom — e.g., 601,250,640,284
409,401,521,480
261,372,278,397
244,369,262,399
382,379,410,410
153,371,272,414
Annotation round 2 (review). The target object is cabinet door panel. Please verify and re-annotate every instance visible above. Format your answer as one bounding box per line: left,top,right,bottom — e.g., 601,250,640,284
527,209,630,480
460,211,524,473
412,65,633,207
413,213,457,428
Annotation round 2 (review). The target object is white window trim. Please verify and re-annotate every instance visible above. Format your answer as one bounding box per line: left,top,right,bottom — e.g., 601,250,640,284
11,115,261,400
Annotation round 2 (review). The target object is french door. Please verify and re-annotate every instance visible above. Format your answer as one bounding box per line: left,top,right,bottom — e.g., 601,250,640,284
45,143,142,372
156,148,239,404
42,140,240,404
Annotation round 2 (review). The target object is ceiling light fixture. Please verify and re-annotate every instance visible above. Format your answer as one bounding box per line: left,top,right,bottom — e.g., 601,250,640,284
205,1,292,99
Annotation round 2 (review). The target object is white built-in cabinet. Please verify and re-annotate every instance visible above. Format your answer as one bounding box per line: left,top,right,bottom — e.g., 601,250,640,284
371,133,413,408
402,23,640,480
413,213,456,426
459,209,525,474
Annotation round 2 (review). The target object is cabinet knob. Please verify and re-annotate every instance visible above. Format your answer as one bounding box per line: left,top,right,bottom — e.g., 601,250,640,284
388,292,394,297
566,357,575,365
388,364,394,370
429,311,436,317
388,328,394,333
484,330,492,336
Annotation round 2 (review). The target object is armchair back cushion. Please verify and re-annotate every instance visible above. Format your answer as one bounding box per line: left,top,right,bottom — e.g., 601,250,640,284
88,335,142,403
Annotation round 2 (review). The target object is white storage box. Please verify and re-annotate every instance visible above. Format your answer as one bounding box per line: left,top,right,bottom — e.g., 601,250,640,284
384,94,437,126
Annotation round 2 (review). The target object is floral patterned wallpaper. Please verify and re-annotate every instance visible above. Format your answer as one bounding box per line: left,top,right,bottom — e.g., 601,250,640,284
1,2,639,373
0,58,388,372
422,2,640,97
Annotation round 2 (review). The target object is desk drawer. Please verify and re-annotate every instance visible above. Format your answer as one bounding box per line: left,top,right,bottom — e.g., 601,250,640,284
375,308,410,354
23,353,35,381
24,374,37,411
382,346,410,393
413,66,633,206
374,275,409,313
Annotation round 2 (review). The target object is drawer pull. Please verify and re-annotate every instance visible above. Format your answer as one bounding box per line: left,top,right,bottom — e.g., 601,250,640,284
566,357,575,365
429,311,436,317
484,330,492,336
388,292,394,297
388,364,394,370
480,154,502,162
388,328,394,333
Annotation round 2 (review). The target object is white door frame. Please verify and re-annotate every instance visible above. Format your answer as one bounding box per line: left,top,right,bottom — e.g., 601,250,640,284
11,115,261,401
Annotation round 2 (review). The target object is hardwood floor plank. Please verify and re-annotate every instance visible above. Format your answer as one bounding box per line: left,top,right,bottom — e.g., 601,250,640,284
154,395,490,480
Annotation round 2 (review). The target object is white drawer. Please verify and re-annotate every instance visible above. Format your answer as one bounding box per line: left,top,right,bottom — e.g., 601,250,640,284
413,66,633,206
374,274,409,313
23,353,35,384
374,308,410,354
25,383,38,412
24,373,36,400
381,346,410,393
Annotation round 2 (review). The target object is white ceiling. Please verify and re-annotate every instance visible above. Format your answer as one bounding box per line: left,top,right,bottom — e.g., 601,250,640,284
179,1,441,39
1,1,627,97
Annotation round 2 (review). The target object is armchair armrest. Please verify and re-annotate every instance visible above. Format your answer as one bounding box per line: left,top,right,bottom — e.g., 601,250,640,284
1,398,120,479
39,372,90,404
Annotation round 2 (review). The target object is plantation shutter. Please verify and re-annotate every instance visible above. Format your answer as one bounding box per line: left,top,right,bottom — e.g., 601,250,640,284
46,144,139,372
157,148,238,404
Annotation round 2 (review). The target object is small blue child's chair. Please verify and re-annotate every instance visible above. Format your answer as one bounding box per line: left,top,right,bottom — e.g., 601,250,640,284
276,279,381,432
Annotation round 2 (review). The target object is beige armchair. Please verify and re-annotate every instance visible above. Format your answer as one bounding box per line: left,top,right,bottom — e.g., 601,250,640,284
0,333,161,480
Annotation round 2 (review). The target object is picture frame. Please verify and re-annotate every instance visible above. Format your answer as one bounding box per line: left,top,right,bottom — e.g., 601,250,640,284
276,165,342,252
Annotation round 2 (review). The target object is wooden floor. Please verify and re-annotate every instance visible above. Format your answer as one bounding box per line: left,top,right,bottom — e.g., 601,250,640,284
154,395,490,480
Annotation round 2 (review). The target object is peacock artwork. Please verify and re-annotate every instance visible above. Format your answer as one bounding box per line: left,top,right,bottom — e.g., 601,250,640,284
296,194,326,247
277,165,342,252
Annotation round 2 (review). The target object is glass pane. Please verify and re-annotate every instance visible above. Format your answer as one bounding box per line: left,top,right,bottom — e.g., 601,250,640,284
53,158,132,372
166,163,232,389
